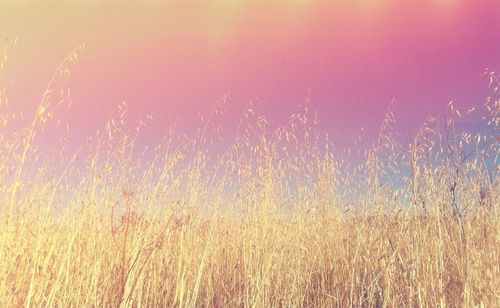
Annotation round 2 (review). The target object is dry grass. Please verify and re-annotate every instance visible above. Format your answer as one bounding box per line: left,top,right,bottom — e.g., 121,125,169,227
0,45,498,307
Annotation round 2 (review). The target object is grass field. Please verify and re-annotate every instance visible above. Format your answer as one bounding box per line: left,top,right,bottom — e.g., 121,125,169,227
0,49,498,307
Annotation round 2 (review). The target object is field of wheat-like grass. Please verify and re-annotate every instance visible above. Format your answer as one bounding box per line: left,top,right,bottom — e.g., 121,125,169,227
0,47,498,307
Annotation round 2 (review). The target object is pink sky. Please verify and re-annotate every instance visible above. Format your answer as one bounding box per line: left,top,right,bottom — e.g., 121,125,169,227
1,1,499,151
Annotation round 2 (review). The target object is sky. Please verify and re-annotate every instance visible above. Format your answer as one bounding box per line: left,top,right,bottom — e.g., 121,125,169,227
1,0,499,153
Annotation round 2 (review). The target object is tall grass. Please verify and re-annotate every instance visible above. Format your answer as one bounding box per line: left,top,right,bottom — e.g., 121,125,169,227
0,45,498,307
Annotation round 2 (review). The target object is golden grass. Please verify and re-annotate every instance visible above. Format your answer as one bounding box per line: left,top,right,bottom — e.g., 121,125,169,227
0,45,498,306
1,203,498,307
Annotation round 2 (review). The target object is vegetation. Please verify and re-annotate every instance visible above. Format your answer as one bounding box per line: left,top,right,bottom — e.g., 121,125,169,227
0,44,498,307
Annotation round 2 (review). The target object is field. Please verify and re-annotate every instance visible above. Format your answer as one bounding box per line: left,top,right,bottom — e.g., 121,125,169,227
0,48,499,307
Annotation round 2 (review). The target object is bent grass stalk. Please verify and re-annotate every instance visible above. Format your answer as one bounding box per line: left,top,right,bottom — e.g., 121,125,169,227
8,44,85,220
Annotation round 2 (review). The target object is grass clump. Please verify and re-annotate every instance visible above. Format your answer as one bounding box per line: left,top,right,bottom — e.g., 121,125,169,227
0,46,498,307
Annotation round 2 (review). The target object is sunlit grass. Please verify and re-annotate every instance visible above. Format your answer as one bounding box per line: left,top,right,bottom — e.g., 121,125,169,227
0,45,498,307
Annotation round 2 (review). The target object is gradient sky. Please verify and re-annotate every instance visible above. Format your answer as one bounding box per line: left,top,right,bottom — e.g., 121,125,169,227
1,0,499,152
